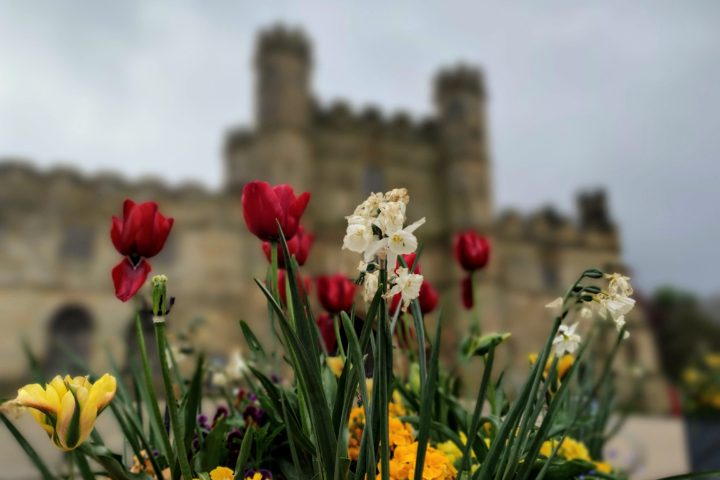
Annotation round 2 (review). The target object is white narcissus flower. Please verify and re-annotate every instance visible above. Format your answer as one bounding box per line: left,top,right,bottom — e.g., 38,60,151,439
385,267,423,311
362,217,426,266
552,323,582,356
595,293,636,324
384,188,409,204
374,201,406,235
343,221,375,254
363,271,379,303
545,297,564,310
353,192,384,218
605,273,633,296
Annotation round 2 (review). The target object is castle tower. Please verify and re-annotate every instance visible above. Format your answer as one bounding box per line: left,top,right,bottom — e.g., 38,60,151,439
227,25,314,192
435,65,493,231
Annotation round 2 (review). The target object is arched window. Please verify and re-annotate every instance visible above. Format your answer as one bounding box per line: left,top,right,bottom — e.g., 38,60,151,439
44,305,94,376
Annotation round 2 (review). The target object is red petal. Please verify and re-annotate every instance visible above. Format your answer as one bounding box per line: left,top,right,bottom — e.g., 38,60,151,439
131,202,160,257
122,199,136,221
285,191,310,239
242,181,283,241
110,216,127,255
112,258,152,302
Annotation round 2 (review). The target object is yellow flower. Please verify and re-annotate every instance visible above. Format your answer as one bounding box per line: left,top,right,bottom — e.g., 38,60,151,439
539,437,591,462
436,438,463,464
593,461,613,473
683,367,702,385
379,442,457,480
388,416,415,449
528,353,574,381
326,356,344,378
209,466,234,480
15,374,116,451
705,353,720,369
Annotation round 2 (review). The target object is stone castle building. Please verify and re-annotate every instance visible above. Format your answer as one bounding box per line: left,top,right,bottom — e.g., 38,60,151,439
0,25,667,410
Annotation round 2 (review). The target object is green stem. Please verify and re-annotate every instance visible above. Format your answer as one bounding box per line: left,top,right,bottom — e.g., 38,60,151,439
154,320,193,480
471,270,482,335
134,315,174,468
333,314,346,358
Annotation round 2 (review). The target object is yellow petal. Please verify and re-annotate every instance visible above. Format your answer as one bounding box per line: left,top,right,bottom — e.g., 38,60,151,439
49,376,68,400
78,395,98,448
16,384,57,416
56,390,79,450
88,374,117,413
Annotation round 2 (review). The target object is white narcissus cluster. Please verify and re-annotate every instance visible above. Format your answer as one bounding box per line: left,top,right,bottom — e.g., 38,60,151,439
594,273,635,337
550,272,636,356
343,188,425,311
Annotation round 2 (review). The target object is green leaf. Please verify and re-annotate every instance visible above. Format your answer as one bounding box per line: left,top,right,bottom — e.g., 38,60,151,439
0,413,54,480
240,320,267,359
182,354,204,457
255,278,336,480
197,418,229,472
413,311,442,480
233,426,254,478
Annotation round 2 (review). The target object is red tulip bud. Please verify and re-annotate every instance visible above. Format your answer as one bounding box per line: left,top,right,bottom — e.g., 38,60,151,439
453,231,491,272
316,274,357,314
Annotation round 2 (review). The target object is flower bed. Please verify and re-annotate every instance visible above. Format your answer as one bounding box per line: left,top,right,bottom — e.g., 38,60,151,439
0,183,670,479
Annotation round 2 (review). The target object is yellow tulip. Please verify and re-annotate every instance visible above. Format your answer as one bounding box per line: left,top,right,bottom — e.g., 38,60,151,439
15,373,116,451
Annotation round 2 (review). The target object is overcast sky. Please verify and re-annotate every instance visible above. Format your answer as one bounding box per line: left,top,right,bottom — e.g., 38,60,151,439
1,1,718,296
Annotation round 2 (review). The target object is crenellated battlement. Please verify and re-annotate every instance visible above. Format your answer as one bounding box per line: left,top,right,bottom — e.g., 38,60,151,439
312,100,438,141
495,193,618,250
0,158,216,200
256,24,311,63
435,63,486,99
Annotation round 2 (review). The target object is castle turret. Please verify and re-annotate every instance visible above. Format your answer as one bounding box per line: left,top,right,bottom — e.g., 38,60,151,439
225,25,314,192
255,25,312,132
435,65,493,231
577,189,612,232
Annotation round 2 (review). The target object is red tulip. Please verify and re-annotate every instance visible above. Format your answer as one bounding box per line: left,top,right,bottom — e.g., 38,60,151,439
110,199,174,302
316,274,357,314
241,181,310,242
395,253,421,274
461,275,473,310
453,231,491,272
277,269,312,306
262,226,314,268
390,279,439,314
316,312,337,353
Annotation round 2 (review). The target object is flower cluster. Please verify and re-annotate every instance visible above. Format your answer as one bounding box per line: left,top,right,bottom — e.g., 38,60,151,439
342,188,425,311
347,394,456,480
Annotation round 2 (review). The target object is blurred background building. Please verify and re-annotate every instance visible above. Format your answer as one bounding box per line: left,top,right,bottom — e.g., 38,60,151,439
0,25,667,411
